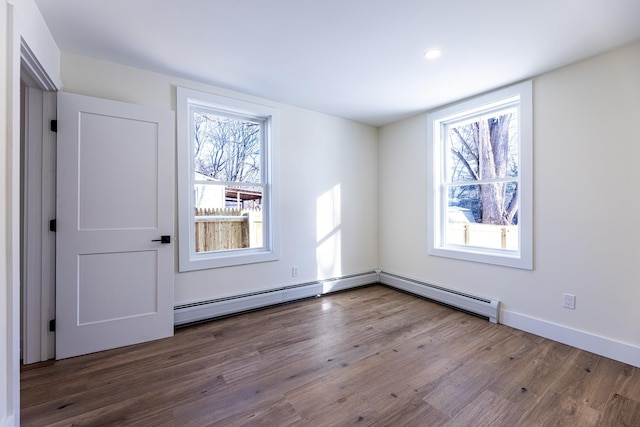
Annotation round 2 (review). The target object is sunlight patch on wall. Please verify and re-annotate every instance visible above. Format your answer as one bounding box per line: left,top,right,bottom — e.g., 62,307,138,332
316,184,342,279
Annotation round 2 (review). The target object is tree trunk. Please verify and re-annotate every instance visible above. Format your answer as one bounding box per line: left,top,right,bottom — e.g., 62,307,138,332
479,120,502,224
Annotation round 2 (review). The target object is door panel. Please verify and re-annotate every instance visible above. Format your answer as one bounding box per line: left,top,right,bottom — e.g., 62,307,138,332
78,112,159,230
77,251,158,324
56,92,174,359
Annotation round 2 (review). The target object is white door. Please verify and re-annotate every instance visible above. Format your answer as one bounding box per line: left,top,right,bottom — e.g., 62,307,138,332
56,92,175,359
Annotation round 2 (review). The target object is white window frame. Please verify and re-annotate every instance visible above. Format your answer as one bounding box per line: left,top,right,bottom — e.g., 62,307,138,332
177,87,279,271
427,81,533,269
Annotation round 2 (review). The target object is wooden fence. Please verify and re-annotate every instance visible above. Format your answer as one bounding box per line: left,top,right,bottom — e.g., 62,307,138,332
194,208,262,252
447,223,518,250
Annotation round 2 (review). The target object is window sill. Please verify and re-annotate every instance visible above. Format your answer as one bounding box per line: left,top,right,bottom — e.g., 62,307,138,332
178,247,279,272
429,245,532,270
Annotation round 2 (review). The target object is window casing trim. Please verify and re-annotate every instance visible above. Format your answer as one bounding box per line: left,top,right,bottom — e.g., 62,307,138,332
427,81,533,270
177,87,280,271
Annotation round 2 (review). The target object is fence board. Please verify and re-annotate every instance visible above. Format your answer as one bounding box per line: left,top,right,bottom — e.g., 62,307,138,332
194,208,261,252
446,223,518,250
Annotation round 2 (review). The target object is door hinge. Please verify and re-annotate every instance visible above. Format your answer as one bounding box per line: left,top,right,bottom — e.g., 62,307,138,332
49,219,56,232
50,119,57,132
49,319,56,332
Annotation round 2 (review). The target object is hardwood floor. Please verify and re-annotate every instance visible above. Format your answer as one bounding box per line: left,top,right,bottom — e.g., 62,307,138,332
21,285,640,426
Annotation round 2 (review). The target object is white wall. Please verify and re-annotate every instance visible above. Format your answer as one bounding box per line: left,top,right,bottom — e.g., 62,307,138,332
379,41,640,362
1,4,13,424
60,52,379,305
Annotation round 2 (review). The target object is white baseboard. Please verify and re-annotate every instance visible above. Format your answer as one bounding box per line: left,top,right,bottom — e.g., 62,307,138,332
501,309,640,368
174,271,378,326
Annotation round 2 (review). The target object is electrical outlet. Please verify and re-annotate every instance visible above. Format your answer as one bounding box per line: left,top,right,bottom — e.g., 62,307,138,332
292,266,299,277
563,293,575,309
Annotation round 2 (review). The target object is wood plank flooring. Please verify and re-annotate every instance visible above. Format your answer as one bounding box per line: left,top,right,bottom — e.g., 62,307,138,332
20,285,640,426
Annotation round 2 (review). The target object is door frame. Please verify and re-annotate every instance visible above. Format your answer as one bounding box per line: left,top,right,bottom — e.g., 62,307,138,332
20,36,60,364
20,78,56,364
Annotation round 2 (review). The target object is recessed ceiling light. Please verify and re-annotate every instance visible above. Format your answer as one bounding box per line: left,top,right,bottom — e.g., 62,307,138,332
424,49,442,60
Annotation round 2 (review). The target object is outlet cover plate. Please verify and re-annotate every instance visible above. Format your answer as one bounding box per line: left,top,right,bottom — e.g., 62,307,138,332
563,293,575,309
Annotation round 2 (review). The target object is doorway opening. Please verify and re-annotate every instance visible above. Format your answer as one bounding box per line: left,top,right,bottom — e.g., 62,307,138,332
20,58,57,364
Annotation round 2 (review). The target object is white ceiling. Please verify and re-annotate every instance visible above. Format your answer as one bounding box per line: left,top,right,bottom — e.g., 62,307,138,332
35,0,640,127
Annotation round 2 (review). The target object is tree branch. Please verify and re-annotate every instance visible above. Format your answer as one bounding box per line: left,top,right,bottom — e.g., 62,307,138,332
452,149,480,181
505,184,519,225
452,127,479,164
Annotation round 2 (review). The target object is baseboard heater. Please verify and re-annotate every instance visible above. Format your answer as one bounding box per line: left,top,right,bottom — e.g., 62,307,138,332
173,271,378,326
378,271,500,323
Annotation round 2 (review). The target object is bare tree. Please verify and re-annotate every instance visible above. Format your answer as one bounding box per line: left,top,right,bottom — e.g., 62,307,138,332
194,112,261,183
449,113,518,225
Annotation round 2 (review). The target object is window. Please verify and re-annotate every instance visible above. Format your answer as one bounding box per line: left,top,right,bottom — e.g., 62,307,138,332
177,87,279,271
427,81,532,269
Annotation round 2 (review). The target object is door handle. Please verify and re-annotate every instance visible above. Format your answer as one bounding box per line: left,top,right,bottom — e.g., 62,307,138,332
152,235,171,244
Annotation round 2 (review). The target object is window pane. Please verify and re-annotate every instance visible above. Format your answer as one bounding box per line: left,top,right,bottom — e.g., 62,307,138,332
191,110,265,254
194,210,264,253
447,184,481,223
446,182,518,250
447,108,518,182
193,111,262,184
193,183,264,253
447,124,479,182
